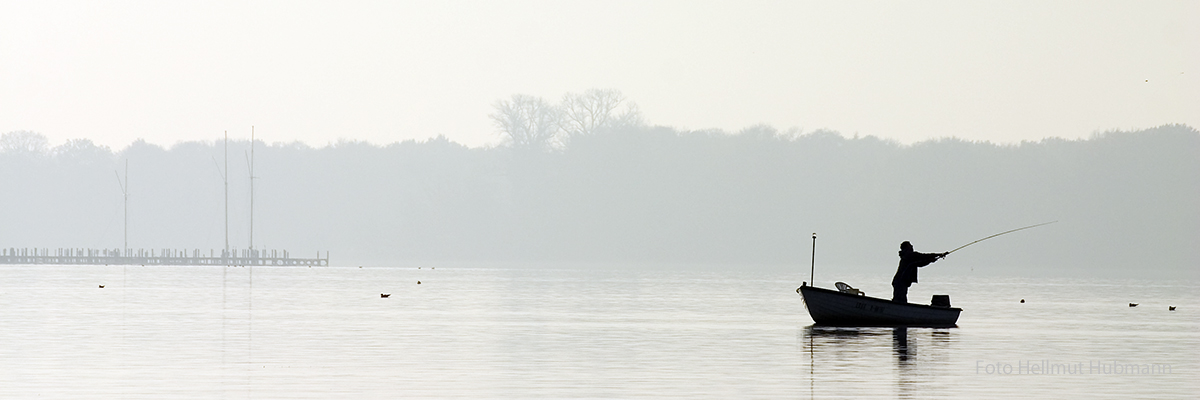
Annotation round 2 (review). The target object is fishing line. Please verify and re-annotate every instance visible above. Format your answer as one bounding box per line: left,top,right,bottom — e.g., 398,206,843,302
946,221,1057,255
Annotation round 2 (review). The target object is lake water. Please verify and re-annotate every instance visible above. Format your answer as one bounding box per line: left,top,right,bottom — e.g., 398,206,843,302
0,265,1195,398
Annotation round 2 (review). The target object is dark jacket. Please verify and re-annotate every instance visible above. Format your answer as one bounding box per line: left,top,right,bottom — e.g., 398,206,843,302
891,249,942,287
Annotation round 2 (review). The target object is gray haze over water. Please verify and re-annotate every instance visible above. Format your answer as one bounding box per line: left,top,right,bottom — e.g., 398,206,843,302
4,3,1196,397
0,265,1195,398
1,124,1197,278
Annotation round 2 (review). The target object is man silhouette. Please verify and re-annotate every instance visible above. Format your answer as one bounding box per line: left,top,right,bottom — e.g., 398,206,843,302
891,241,947,304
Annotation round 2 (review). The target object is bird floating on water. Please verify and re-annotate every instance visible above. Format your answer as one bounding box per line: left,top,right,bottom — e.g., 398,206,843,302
381,293,390,298
1169,306,1176,311
417,281,421,285
1020,299,1025,303
99,285,105,288
1129,303,1138,307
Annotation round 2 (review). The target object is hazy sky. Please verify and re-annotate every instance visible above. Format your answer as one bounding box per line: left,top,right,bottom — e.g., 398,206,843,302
2,1,1196,149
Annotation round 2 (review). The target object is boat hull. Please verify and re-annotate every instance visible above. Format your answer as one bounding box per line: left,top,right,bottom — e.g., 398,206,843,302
799,285,961,327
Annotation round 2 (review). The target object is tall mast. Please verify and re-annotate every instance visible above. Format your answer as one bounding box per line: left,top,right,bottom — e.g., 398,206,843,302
250,126,254,250
224,130,229,259
124,160,128,255
114,160,129,256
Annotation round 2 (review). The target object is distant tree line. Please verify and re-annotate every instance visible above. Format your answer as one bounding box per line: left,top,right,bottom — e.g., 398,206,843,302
1,99,1197,278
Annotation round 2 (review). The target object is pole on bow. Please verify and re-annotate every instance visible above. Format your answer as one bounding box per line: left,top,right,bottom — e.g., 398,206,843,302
810,233,816,286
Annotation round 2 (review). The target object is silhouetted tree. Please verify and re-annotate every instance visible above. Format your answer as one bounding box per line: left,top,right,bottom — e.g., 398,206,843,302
52,138,113,167
1,130,50,155
490,94,562,152
559,89,644,139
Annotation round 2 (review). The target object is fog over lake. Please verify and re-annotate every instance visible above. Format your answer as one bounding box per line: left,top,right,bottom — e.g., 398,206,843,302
2,123,1196,279
3,3,1198,397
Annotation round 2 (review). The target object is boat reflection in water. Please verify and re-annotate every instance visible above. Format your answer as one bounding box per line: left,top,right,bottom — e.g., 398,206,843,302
802,325,956,399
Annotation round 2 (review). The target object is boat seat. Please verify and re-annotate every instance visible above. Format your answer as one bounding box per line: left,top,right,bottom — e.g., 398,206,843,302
835,282,865,296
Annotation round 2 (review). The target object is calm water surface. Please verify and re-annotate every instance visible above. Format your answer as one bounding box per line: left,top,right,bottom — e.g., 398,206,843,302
0,265,1195,398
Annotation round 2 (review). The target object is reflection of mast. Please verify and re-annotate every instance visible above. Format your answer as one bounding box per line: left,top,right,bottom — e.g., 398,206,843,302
809,326,814,400
114,160,129,255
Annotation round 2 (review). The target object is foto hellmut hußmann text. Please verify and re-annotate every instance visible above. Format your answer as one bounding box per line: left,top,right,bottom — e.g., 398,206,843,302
976,360,1171,375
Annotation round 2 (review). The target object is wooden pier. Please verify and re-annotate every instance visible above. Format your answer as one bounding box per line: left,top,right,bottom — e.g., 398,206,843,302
0,247,328,266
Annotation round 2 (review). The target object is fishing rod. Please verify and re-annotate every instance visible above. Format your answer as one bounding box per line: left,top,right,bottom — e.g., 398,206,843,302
946,221,1057,255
